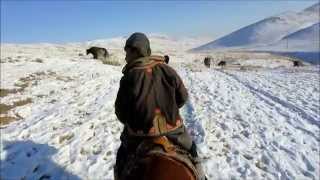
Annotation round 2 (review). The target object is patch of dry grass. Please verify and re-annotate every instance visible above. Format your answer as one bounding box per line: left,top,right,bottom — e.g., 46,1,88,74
32,58,44,63
0,98,32,126
101,56,121,66
0,89,22,97
0,116,17,126
13,71,74,91
239,65,262,71
1,70,74,126
0,98,32,114
0,57,20,63
55,75,74,82
0,104,12,114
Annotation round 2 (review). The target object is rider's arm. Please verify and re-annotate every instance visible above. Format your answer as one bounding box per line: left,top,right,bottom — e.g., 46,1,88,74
115,76,130,124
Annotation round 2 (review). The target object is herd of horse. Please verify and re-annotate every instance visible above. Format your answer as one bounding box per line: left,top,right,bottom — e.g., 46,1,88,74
85,46,227,68
85,46,304,69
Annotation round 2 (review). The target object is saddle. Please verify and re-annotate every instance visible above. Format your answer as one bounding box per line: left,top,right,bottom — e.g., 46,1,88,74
119,135,201,180
118,102,203,180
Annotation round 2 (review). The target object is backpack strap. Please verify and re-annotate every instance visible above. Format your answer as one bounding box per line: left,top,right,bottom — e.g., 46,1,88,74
130,55,165,72
130,60,163,71
126,109,182,138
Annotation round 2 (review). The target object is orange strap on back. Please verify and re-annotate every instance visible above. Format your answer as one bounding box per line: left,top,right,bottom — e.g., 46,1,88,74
152,136,176,154
131,60,164,70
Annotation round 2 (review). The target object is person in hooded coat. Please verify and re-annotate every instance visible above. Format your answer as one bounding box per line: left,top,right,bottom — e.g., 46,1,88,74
114,32,205,179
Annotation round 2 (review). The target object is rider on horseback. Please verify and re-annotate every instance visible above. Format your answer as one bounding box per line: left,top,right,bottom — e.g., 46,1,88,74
114,32,205,180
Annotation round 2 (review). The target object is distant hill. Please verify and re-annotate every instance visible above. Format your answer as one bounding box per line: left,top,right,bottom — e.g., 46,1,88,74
267,22,320,52
192,3,319,52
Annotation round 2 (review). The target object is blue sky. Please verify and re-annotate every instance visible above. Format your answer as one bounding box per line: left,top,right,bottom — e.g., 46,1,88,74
1,0,318,43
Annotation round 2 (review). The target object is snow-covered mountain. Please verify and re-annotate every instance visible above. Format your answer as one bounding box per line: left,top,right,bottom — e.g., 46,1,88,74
282,22,320,41
264,22,320,52
303,2,320,13
192,3,319,52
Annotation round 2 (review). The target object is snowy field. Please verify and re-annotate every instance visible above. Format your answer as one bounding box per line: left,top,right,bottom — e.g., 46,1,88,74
1,36,319,180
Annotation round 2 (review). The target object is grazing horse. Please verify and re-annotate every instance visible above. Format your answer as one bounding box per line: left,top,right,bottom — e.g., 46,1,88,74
164,55,170,64
217,61,226,67
86,47,109,60
204,57,211,68
293,60,303,67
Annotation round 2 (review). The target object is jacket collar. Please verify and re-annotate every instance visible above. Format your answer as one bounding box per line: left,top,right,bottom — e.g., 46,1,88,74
122,56,150,74
122,55,165,74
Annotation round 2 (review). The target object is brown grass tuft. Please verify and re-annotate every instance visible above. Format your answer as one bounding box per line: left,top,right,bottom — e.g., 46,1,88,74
0,89,22,97
0,98,32,126
0,116,17,126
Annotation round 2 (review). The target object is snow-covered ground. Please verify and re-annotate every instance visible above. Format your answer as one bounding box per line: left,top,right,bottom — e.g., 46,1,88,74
1,36,319,180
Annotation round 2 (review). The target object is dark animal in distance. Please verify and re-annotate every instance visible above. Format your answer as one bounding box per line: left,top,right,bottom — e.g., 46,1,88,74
217,61,226,67
86,47,109,60
293,60,303,67
164,55,170,64
204,57,211,68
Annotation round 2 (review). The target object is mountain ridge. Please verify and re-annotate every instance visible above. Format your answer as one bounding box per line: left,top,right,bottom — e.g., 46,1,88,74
192,3,319,52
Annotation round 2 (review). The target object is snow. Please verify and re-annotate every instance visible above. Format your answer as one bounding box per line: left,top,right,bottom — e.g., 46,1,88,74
192,3,320,52
303,3,320,14
1,36,319,180
265,23,320,52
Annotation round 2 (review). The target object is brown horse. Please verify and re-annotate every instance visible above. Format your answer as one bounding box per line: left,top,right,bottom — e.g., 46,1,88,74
141,152,197,180
117,137,199,180
204,57,211,68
